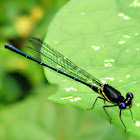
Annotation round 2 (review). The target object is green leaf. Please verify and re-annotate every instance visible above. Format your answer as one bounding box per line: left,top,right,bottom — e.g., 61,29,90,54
44,0,140,136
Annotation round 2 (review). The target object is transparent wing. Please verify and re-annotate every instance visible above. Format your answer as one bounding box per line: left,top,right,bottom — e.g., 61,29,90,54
25,37,102,86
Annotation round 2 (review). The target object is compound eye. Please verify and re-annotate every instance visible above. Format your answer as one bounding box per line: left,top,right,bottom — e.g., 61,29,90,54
126,92,133,99
119,103,126,109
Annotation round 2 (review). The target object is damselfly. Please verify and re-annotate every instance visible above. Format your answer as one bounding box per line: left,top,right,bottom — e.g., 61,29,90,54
4,37,134,132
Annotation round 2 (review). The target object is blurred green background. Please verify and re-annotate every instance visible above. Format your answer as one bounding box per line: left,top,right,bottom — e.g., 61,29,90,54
0,0,139,139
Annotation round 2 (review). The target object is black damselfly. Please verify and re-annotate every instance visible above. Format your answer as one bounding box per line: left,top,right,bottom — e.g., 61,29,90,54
4,37,134,132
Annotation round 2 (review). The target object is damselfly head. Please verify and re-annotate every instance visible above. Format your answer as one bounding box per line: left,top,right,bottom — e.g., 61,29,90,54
125,92,133,109
119,93,134,109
